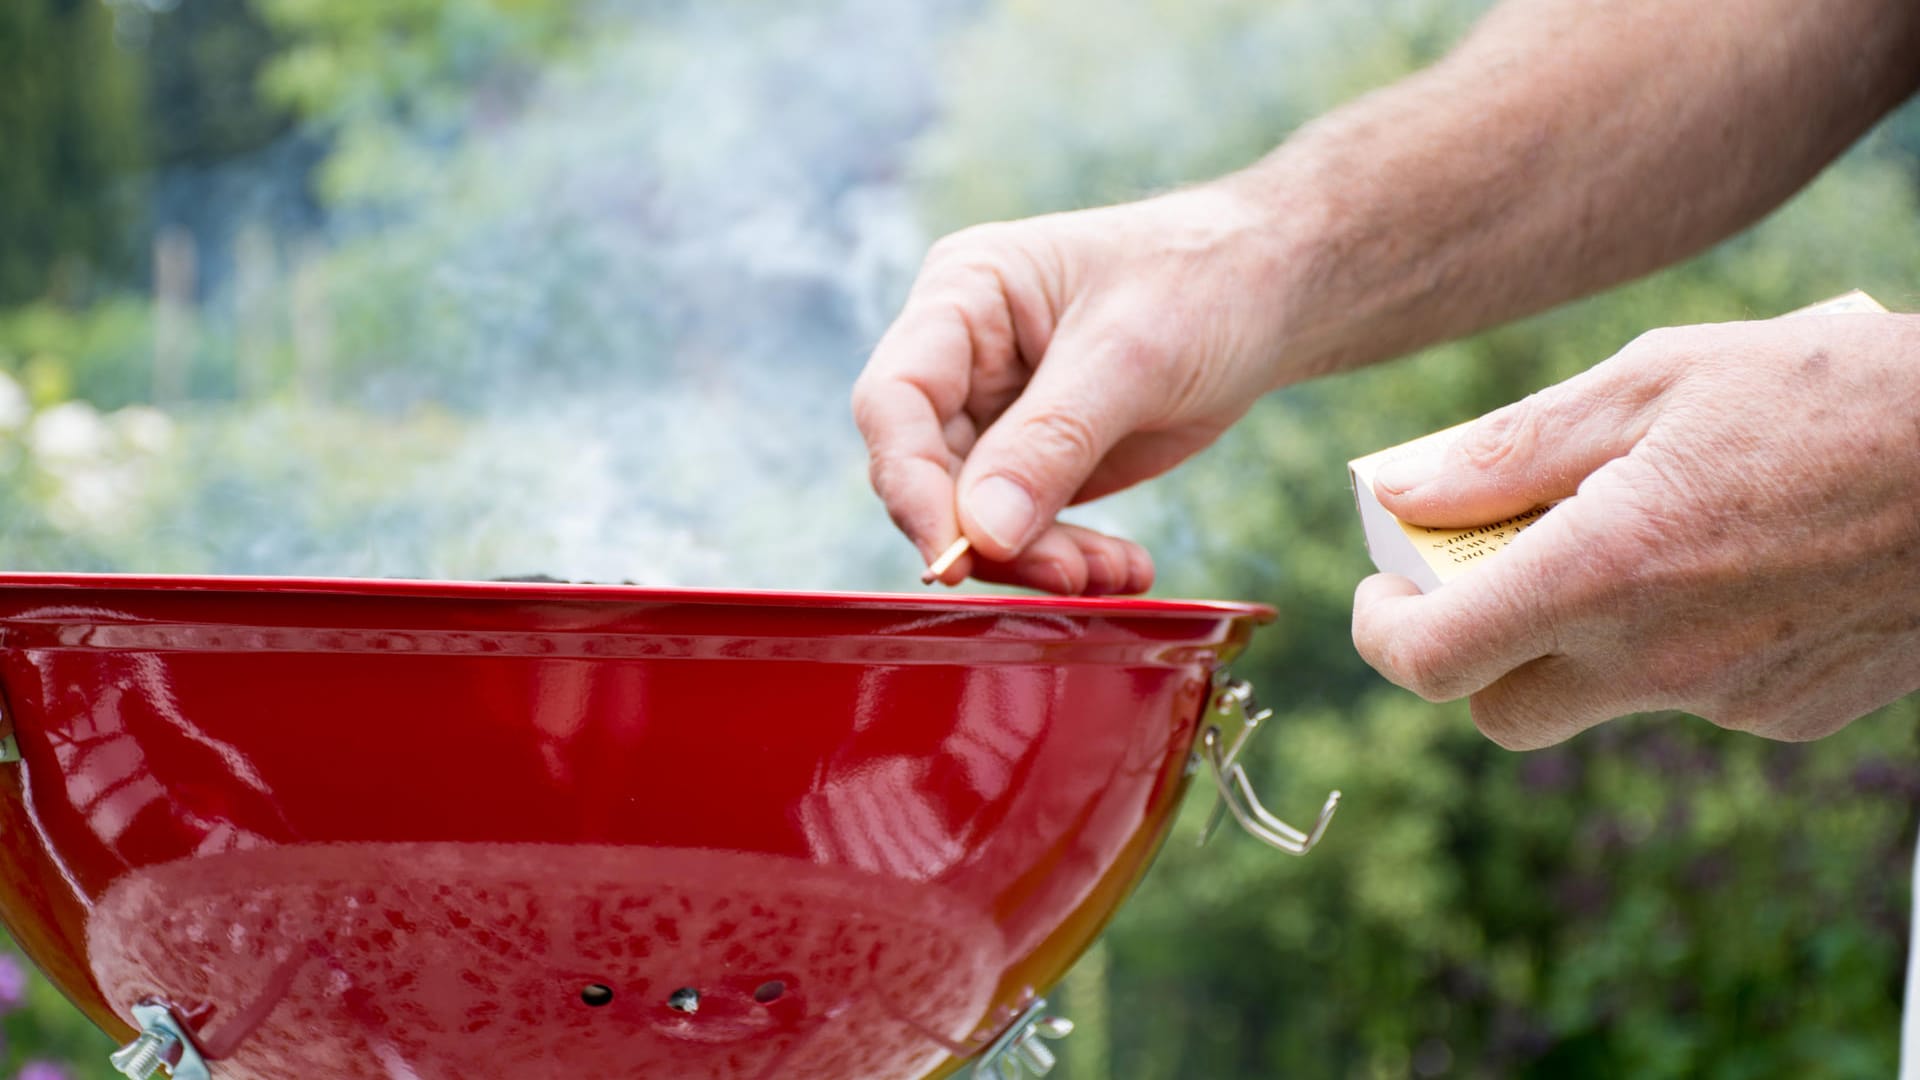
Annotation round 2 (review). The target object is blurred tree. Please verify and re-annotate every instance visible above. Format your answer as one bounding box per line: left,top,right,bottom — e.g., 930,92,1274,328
255,0,587,207
0,0,298,410
0,0,145,307
147,0,291,168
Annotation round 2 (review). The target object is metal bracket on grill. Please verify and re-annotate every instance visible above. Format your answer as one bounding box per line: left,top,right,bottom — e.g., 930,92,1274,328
972,997,1074,1079
1197,675,1340,856
110,1002,211,1080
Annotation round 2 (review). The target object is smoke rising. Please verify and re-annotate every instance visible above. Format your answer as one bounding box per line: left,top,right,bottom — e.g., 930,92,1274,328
29,0,994,589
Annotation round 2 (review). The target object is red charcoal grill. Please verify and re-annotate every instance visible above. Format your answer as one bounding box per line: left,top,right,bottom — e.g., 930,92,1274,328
0,574,1339,1079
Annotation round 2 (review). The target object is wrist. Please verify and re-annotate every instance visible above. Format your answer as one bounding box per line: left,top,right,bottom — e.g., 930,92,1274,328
1205,149,1359,389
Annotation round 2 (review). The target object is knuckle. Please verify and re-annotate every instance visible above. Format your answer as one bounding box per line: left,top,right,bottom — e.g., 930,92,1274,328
1701,681,1837,741
1472,683,1582,751
1615,325,1698,378
1700,699,1777,737
1014,408,1104,476
1123,549,1155,593
1082,327,1184,412
953,295,1020,368
849,376,882,432
1553,517,1644,602
1622,325,1683,359
865,449,932,501
1624,325,1673,352
1457,401,1538,473
1381,627,1462,702
1091,328,1167,372
1557,474,1676,591
1350,609,1390,670
1078,543,1122,594
865,448,904,494
923,230,974,266
1470,698,1538,750
925,223,1011,268
1045,555,1089,596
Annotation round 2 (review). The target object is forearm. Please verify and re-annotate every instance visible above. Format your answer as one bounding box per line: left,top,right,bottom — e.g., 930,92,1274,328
1234,0,1920,379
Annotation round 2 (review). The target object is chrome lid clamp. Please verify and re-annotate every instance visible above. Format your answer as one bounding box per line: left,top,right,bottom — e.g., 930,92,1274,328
1198,676,1341,855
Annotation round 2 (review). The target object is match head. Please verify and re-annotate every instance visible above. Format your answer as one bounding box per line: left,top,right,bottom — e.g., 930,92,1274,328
921,537,971,585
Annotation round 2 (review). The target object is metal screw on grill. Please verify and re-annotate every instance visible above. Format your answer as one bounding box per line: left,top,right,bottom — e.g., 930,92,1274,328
107,1004,211,1080
109,1028,177,1079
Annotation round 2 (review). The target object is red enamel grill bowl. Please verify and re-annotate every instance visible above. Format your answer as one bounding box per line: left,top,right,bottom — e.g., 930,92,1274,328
0,574,1338,1080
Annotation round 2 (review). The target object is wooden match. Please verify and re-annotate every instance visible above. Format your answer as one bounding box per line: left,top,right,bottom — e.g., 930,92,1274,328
921,537,971,584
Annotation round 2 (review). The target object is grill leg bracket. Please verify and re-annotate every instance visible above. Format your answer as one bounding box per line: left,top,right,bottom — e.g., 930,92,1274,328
110,1003,211,1080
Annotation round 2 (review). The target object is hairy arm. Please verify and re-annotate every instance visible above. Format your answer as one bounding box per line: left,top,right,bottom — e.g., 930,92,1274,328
1254,0,1920,376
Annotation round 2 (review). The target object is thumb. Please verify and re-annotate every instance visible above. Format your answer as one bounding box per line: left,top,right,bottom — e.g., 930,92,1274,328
1373,359,1671,528
955,333,1153,561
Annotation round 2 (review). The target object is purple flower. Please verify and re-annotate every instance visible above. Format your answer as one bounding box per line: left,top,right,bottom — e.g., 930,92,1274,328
17,1062,70,1080
0,954,27,1012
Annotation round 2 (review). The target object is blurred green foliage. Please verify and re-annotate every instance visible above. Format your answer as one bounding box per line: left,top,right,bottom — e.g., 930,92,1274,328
0,1,1918,1078
255,0,578,206
0,1,145,308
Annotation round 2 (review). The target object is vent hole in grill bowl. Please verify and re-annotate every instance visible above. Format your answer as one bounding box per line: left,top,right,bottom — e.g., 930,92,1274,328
667,987,701,1014
753,980,787,1004
580,983,614,1008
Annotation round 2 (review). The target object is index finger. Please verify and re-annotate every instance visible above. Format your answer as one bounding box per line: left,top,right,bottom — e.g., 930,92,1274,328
852,299,977,567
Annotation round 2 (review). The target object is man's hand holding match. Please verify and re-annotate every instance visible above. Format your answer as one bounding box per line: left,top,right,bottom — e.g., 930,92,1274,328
852,185,1314,595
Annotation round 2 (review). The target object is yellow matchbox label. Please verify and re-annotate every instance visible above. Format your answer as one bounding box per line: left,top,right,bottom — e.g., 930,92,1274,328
1348,425,1548,592
1349,289,1887,592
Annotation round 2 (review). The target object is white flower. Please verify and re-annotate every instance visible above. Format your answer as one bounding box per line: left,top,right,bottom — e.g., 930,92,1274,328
113,405,176,454
56,470,125,527
0,372,28,433
29,401,111,464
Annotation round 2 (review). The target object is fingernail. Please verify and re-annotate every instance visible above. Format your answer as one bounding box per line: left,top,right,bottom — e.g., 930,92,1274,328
965,475,1036,550
1374,453,1442,496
